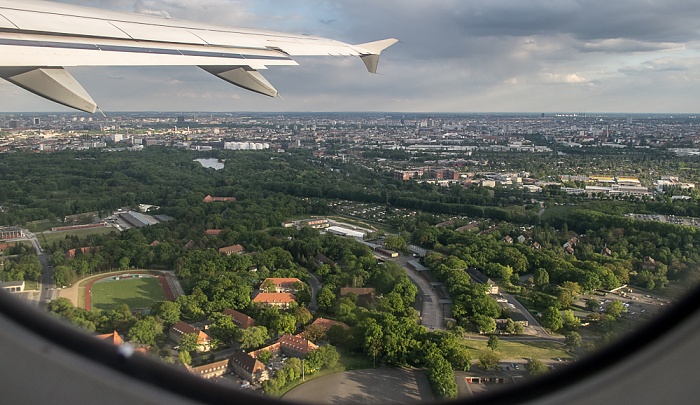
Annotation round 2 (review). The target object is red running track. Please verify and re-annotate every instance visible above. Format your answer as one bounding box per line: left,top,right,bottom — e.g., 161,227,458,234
83,271,175,310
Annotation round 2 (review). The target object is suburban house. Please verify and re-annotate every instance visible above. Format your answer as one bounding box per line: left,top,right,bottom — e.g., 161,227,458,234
222,308,256,329
169,321,211,352
203,195,237,203
229,351,269,383
252,292,296,308
189,359,230,380
219,244,245,256
259,277,302,293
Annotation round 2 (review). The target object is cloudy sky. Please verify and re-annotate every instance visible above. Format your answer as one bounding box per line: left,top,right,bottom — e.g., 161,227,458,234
2,0,700,113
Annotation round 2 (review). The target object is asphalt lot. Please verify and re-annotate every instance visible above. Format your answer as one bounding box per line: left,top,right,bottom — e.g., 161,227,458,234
283,367,433,404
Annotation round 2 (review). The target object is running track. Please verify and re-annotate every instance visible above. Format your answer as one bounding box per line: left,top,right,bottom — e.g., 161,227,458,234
84,271,175,310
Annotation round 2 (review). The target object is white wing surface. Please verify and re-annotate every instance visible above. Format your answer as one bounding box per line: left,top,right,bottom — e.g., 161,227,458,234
0,0,397,112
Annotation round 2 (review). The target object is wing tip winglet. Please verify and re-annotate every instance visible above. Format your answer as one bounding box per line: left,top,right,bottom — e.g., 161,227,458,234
355,38,399,73
201,66,278,98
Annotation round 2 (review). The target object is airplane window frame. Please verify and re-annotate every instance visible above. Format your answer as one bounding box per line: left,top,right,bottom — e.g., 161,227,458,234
1,280,699,404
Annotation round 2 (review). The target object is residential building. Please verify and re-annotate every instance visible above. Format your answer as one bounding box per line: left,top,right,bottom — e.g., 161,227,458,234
314,253,336,267
222,308,256,329
229,351,269,383
169,321,211,352
277,334,318,358
466,268,499,295
65,246,96,259
307,317,350,333
219,244,244,256
190,359,230,380
0,242,15,252
203,195,237,203
339,287,376,306
260,277,302,293
205,229,223,236
96,331,123,345
252,292,296,308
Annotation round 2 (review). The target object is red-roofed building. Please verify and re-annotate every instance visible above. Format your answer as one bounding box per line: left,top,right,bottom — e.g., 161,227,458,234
252,292,296,308
65,246,97,259
219,244,244,256
0,242,15,252
309,317,350,332
205,229,223,236
190,359,230,380
222,308,256,329
278,334,318,358
149,240,160,247
229,351,269,383
95,331,150,354
203,195,237,203
169,321,211,352
260,277,302,293
96,331,123,345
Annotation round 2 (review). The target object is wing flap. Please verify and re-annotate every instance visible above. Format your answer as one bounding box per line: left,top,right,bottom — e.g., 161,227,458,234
201,66,278,98
0,67,97,113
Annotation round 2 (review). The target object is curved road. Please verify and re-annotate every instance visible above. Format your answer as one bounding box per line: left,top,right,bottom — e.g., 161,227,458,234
388,254,445,331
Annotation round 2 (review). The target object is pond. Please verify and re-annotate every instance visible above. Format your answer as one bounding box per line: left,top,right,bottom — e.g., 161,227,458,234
194,158,224,170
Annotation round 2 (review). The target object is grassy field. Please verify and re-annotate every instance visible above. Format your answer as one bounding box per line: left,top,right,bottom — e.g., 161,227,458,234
39,227,117,246
462,338,571,361
90,276,165,311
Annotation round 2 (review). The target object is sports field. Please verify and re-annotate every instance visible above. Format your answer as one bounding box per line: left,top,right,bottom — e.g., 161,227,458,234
89,276,166,311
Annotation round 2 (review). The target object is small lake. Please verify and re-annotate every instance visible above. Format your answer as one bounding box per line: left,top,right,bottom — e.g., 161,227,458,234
194,158,225,170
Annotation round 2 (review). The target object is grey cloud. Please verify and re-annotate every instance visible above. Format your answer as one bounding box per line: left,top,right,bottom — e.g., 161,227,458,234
10,0,700,113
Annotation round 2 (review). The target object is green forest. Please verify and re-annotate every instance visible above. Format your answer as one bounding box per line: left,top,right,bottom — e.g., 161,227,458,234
2,146,699,399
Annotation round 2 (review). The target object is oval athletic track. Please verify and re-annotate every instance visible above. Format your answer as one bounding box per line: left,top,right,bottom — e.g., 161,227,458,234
83,271,175,310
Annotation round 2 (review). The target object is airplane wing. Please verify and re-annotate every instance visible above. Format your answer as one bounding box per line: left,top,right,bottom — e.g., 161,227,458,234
0,0,397,113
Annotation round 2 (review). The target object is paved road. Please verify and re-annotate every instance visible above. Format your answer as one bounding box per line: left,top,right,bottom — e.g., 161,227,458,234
25,232,57,306
389,254,445,331
306,270,321,312
500,291,554,338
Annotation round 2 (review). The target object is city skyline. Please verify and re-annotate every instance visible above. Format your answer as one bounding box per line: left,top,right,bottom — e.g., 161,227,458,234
1,0,699,113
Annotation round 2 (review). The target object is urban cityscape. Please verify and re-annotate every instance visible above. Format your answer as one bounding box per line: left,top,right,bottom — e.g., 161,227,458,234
1,110,699,402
